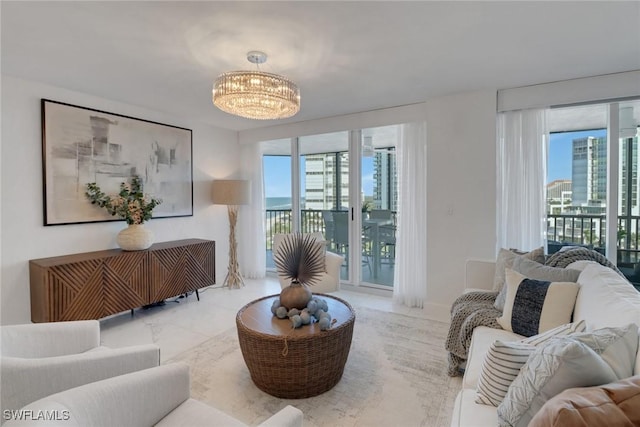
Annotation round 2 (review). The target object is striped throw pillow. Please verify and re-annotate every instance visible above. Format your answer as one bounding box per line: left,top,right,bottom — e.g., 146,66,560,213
496,269,580,336
475,320,586,406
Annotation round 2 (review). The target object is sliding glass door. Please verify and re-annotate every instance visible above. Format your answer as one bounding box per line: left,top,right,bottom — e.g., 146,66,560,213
361,126,398,287
262,125,400,289
298,132,350,280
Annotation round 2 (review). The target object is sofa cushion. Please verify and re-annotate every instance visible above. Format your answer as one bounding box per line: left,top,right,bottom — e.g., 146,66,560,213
451,389,500,427
528,375,640,427
493,247,545,293
462,326,523,390
497,325,638,427
475,321,586,406
155,398,247,427
574,263,640,330
495,258,580,311
496,269,579,337
636,328,640,377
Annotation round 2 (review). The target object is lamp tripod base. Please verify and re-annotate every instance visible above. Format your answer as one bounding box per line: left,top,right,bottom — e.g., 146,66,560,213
223,263,245,289
225,205,245,289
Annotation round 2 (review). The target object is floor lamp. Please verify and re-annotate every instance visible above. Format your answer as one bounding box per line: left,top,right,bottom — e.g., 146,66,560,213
212,179,251,289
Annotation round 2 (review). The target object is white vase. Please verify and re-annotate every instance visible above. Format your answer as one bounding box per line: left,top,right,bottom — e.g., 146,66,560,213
116,224,154,251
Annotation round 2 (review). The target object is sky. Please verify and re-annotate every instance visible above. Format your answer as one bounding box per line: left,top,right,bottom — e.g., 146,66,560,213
263,154,374,199
547,128,607,182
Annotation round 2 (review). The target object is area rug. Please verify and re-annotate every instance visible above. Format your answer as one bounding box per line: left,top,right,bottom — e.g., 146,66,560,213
167,306,462,427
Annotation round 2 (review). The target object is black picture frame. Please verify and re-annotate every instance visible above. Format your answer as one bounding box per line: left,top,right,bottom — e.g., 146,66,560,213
41,99,193,225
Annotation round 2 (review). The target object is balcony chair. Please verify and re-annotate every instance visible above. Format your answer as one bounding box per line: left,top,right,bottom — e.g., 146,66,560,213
273,232,344,293
379,224,397,265
321,210,335,251
0,320,160,420
333,211,372,275
4,363,304,427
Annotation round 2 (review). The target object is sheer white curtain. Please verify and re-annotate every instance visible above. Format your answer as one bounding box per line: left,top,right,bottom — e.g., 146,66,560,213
239,141,266,279
496,109,547,252
393,121,428,308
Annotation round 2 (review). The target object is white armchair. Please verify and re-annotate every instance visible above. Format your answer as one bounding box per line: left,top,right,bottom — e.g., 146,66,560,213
4,363,304,427
1,320,160,420
273,232,344,293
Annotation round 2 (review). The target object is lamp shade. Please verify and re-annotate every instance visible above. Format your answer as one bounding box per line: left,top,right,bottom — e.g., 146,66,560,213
212,180,251,206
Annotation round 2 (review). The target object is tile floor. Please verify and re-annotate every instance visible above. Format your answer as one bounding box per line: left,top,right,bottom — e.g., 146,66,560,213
100,275,430,360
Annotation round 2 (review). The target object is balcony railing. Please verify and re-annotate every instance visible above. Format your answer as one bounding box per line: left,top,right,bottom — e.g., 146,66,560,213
547,214,640,262
265,209,328,250
265,209,397,286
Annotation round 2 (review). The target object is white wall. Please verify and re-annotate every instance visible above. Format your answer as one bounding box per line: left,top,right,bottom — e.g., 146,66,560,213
424,90,497,319
1,76,240,325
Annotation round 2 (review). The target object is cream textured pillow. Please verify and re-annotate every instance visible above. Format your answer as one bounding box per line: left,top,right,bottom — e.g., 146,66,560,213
475,321,586,406
496,269,579,337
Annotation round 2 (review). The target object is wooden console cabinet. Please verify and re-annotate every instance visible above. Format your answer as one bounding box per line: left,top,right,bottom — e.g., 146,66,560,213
29,239,215,322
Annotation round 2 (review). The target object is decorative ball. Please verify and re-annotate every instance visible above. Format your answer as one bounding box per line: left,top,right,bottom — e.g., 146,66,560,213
276,306,288,319
300,311,311,325
319,311,331,322
306,300,318,315
315,309,326,319
290,314,302,328
271,299,281,315
287,308,300,317
319,299,329,312
318,317,331,330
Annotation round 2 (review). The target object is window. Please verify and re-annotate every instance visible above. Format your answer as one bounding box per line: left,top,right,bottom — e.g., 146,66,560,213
546,100,640,287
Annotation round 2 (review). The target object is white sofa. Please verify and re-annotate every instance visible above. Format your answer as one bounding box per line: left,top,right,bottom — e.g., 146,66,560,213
4,363,303,427
273,232,344,293
0,320,160,421
450,260,640,427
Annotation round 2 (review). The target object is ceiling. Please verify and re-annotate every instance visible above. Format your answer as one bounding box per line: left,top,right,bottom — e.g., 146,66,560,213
2,1,639,132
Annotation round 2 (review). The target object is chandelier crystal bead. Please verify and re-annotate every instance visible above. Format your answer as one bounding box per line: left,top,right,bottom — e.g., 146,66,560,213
212,52,300,120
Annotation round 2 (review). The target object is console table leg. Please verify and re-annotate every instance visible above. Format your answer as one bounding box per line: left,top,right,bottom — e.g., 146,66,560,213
196,289,200,301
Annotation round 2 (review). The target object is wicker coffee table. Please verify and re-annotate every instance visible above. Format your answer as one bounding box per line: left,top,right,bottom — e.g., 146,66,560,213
236,294,355,398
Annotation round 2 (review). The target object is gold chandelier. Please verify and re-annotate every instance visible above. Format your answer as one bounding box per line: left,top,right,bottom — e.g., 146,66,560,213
212,51,300,120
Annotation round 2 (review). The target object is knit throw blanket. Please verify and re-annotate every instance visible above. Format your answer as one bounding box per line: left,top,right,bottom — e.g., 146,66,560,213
545,247,624,276
445,291,501,377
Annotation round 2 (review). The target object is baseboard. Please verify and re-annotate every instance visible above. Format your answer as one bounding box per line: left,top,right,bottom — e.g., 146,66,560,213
339,283,393,297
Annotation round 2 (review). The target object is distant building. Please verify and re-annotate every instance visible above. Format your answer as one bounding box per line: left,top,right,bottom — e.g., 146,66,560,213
547,179,572,214
572,136,607,213
547,179,572,200
569,135,640,215
620,138,639,216
304,148,399,212
304,153,349,210
373,149,398,211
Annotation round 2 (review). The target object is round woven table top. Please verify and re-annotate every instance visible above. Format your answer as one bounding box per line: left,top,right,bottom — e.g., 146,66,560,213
236,293,355,338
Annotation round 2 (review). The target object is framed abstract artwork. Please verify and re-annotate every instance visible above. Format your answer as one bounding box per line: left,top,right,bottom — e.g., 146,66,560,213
41,99,193,225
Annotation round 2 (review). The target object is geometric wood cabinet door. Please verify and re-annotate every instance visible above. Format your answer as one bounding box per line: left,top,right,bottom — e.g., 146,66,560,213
29,239,215,322
148,240,216,303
